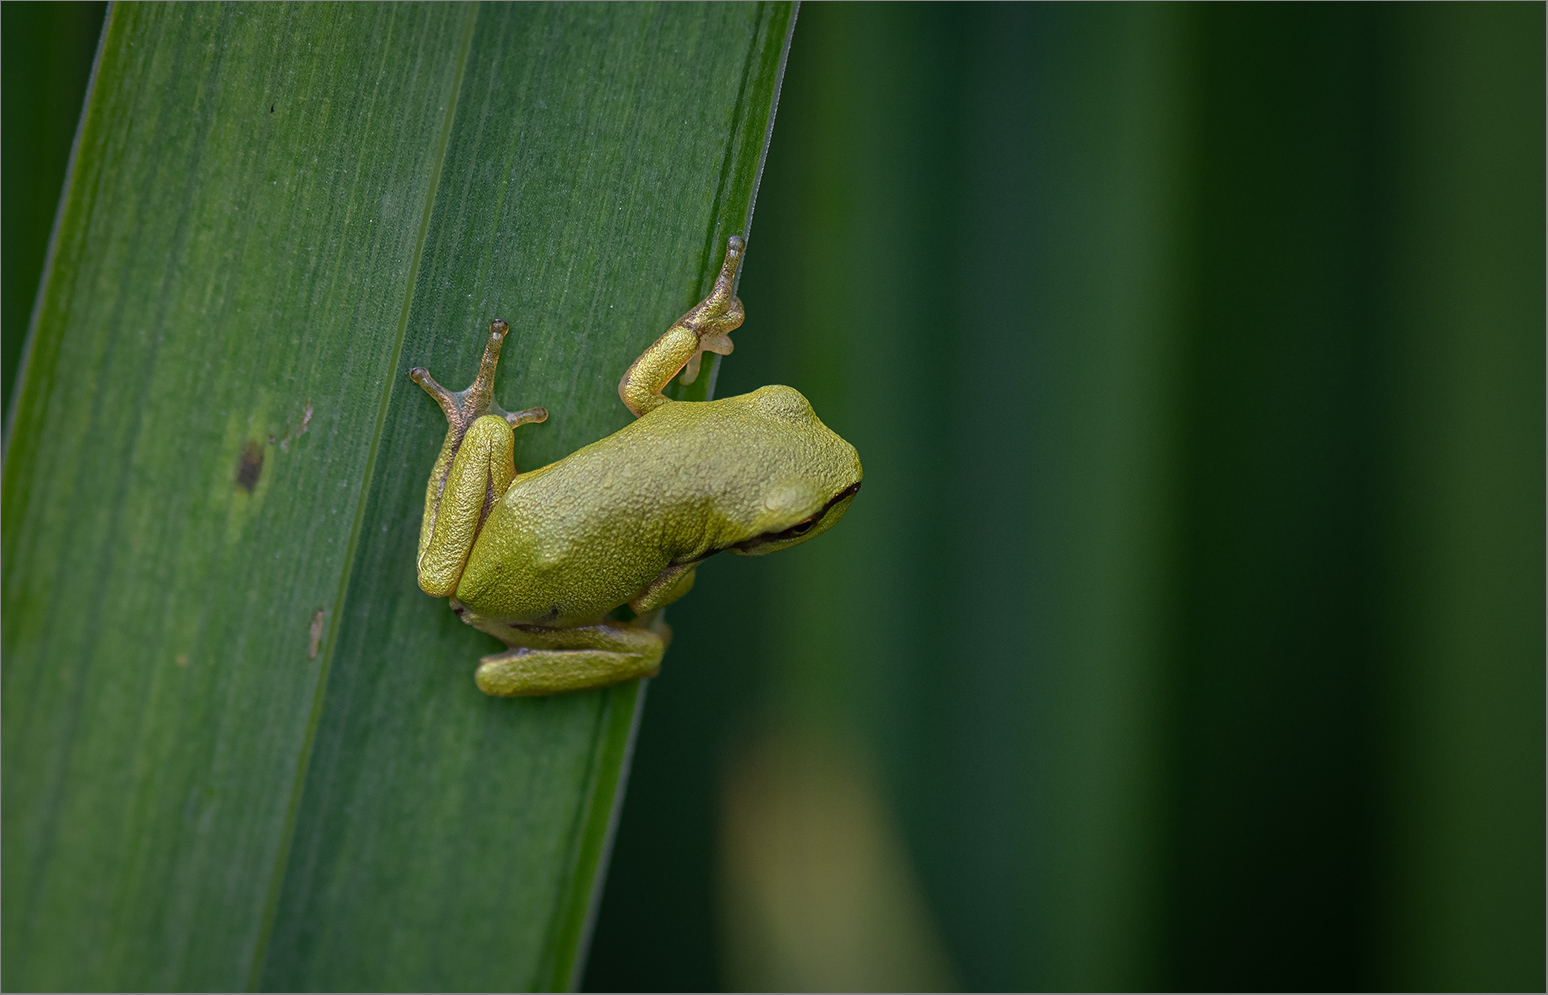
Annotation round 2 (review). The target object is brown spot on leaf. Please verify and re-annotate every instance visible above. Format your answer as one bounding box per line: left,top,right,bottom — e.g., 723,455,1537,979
237,441,264,492
175,654,188,667
309,609,325,659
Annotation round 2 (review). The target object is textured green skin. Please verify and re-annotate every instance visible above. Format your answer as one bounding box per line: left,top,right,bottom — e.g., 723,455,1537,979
457,384,862,629
413,238,862,695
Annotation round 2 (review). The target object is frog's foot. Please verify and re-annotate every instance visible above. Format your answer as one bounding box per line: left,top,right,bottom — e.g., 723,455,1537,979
474,619,668,697
411,319,548,446
676,235,746,384
619,236,747,416
629,561,698,614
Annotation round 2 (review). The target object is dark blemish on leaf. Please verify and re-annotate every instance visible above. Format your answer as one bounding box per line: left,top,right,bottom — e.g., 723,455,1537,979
270,103,275,113
543,604,561,622
236,441,264,492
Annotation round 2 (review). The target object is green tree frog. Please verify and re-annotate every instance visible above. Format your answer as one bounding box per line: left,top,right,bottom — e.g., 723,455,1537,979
410,237,862,697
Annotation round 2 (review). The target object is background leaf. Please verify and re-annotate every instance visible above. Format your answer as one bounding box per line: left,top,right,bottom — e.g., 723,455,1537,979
1,3,793,990
585,4,1544,991
0,1,107,427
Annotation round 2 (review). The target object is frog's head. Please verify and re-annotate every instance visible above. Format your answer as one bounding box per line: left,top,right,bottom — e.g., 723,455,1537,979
730,386,863,557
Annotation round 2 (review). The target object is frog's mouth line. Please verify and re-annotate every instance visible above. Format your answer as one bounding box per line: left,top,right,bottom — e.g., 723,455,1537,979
661,479,862,573
729,479,862,555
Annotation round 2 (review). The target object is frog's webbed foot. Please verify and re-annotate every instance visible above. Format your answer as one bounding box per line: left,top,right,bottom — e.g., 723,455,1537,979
618,236,747,416
473,618,669,697
411,319,548,449
675,237,745,385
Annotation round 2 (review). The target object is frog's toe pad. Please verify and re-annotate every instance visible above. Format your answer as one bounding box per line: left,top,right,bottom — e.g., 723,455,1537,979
475,647,659,697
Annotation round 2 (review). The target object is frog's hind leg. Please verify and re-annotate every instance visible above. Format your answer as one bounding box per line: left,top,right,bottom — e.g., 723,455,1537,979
475,620,669,697
416,414,514,597
413,320,548,597
617,237,747,417
412,319,547,538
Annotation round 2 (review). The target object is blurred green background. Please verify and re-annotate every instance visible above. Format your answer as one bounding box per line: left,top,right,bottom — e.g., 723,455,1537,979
1,0,106,421
6,3,1542,992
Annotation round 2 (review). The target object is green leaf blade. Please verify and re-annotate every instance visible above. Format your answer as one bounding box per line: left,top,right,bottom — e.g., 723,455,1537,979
4,5,474,989
2,2,794,991
260,7,793,988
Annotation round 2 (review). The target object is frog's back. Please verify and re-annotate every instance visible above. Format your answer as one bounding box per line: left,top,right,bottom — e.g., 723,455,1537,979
453,385,861,626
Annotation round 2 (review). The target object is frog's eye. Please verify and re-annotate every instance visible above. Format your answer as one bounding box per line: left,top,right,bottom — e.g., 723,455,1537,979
743,514,817,550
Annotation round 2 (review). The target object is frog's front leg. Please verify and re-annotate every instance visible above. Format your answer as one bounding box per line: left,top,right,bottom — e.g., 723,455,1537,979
411,319,546,597
472,617,669,697
617,236,746,416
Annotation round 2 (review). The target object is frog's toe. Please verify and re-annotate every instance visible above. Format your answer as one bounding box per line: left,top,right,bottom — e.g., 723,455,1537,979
501,405,548,427
412,366,462,425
